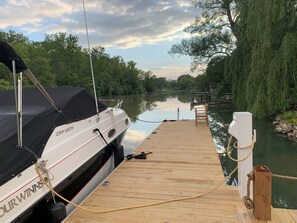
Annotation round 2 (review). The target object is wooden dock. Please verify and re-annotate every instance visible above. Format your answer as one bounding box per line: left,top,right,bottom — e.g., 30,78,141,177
64,120,296,223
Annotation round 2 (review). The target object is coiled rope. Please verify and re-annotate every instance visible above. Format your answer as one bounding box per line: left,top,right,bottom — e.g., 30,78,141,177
229,135,297,209
242,169,297,210
225,135,256,209
226,135,256,163
244,172,254,209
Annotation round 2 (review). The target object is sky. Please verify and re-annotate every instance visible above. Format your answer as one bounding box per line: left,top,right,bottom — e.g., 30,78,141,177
0,0,202,80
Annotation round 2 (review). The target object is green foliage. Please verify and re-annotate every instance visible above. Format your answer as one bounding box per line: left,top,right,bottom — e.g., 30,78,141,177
169,0,239,70
281,111,297,125
205,56,231,96
177,74,195,90
227,0,297,117
155,77,167,90
0,79,12,90
140,71,157,92
167,80,178,90
194,74,208,91
281,111,295,121
0,31,173,96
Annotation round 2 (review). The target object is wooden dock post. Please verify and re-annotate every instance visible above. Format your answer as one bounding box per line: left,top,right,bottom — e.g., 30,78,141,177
253,165,272,221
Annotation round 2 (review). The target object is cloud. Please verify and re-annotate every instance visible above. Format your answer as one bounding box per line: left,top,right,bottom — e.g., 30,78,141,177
0,0,75,28
124,129,146,143
0,0,202,79
0,0,199,49
150,65,200,80
91,1,198,48
155,98,190,111
122,129,147,152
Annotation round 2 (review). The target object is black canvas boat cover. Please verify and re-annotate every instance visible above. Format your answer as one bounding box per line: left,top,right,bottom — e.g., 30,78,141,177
0,41,27,73
0,87,107,186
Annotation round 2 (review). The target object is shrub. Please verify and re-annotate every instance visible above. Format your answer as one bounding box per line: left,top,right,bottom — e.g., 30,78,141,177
281,111,297,125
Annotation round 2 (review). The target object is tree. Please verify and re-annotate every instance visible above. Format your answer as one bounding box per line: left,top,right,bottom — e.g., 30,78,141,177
123,61,144,94
0,79,12,90
177,74,195,90
27,42,56,87
41,32,83,86
140,71,157,92
168,80,178,90
205,56,231,96
227,0,297,117
170,0,297,117
169,0,239,70
194,74,208,92
155,77,167,90
0,30,157,96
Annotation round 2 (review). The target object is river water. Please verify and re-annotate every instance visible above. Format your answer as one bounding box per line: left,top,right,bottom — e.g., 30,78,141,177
102,91,297,209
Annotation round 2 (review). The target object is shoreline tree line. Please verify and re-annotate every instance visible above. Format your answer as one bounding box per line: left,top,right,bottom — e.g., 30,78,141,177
0,30,191,95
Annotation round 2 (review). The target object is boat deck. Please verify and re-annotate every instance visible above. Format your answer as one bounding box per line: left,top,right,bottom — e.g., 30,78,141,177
64,120,296,223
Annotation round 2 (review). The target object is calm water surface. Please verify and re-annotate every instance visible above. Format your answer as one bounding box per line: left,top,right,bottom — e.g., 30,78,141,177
102,92,297,209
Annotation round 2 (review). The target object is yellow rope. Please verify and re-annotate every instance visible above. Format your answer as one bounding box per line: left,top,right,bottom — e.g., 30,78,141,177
225,135,256,209
226,135,255,162
34,135,256,214
272,173,297,181
35,163,238,214
233,140,253,150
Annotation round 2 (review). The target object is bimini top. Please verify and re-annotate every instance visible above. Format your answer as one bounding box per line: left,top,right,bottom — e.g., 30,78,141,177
0,87,107,186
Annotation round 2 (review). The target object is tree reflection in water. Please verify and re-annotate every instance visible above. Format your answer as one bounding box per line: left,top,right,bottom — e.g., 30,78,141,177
207,103,238,185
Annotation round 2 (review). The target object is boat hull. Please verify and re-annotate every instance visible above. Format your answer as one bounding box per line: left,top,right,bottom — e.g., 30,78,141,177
14,135,124,223
0,108,129,223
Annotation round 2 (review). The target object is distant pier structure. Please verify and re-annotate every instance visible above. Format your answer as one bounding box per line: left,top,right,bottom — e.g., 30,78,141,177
191,91,212,107
191,91,233,108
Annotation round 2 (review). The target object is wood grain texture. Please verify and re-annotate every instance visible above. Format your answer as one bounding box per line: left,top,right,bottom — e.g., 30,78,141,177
64,120,295,223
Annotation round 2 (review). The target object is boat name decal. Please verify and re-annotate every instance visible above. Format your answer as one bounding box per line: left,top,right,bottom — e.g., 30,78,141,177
0,180,44,218
56,126,74,136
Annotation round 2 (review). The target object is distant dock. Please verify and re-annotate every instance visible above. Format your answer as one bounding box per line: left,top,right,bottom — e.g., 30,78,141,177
64,120,296,223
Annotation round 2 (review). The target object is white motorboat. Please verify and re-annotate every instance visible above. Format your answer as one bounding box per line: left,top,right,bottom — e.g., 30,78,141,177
0,41,130,222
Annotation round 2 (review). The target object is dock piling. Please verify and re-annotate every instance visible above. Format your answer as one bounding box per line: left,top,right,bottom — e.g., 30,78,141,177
253,166,272,221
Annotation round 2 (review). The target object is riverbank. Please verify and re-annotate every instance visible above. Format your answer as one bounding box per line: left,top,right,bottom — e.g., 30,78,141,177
273,111,297,142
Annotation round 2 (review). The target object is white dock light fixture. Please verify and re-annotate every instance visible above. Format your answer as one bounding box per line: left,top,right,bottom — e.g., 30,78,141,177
228,112,255,199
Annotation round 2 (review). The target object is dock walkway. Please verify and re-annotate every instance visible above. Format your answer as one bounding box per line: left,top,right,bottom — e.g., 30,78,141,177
64,120,296,223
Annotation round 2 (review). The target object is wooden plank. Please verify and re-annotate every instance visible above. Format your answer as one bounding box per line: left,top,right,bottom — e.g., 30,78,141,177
274,209,297,223
64,120,293,223
289,209,297,222
235,206,254,223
